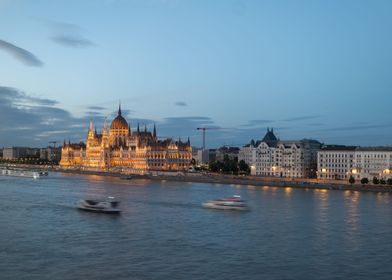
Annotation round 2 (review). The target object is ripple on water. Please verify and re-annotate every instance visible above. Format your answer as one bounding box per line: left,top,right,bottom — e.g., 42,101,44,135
1,173,392,280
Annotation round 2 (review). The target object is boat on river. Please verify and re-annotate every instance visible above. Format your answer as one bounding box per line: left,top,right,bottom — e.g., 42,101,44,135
202,195,250,211
0,167,41,179
78,197,121,214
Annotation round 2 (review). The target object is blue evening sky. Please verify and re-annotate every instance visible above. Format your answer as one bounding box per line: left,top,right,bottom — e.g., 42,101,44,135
1,0,391,148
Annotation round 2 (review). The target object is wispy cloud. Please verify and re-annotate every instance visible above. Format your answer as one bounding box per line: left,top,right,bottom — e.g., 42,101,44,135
0,39,43,66
282,115,320,122
48,20,94,48
308,122,326,127
316,123,392,132
0,86,90,146
175,101,187,107
87,106,106,111
241,119,274,128
51,35,94,48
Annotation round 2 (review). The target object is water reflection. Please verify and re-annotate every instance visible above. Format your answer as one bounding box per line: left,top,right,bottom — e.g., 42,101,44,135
376,192,391,204
313,189,330,245
343,191,360,250
284,187,293,197
2,174,392,280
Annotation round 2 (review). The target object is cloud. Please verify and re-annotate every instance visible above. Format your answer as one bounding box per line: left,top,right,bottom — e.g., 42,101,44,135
175,101,187,107
0,86,57,106
0,86,93,147
47,21,94,48
87,106,106,111
316,123,392,132
308,122,326,127
51,35,94,48
241,119,274,128
0,39,43,66
282,115,320,122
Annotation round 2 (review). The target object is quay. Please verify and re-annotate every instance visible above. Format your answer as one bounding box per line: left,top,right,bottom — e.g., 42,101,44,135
56,167,392,193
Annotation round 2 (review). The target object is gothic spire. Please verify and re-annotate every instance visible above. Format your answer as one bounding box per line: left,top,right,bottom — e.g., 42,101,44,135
118,103,122,116
102,117,108,138
88,119,95,139
153,123,157,138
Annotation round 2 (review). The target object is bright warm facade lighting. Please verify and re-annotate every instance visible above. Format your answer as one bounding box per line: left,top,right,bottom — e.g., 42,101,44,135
352,169,357,174
321,168,327,173
383,169,390,174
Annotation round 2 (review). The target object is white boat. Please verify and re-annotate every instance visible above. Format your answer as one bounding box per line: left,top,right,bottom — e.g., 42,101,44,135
78,197,121,214
202,195,250,211
0,167,40,179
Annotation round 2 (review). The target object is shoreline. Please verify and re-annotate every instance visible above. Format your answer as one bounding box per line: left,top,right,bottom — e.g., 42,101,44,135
2,164,391,193
56,168,392,193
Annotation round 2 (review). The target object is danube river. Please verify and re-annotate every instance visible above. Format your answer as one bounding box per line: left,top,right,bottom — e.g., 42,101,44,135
1,173,392,280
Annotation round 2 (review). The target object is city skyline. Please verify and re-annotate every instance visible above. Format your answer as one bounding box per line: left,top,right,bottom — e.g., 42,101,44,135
1,0,392,148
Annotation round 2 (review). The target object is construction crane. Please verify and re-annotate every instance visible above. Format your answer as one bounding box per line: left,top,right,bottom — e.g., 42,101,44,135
196,127,219,150
49,141,57,148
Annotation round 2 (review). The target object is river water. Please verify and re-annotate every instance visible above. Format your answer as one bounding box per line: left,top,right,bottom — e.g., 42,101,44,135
1,172,392,280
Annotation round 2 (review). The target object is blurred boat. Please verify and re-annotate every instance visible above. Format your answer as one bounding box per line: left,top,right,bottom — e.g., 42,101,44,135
202,195,249,211
78,197,121,214
0,167,40,179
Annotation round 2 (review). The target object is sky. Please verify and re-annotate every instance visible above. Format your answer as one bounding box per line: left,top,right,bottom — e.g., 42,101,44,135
1,0,392,149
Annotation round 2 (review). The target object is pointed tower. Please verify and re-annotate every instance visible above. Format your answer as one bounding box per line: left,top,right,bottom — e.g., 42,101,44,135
87,119,94,139
262,128,278,147
87,119,95,149
102,117,109,148
144,124,147,133
137,123,140,134
118,103,122,116
153,123,157,140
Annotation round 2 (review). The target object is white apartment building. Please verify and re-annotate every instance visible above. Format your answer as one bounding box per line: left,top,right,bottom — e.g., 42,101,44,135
354,147,392,179
317,146,392,180
239,129,321,178
238,142,256,166
317,145,357,180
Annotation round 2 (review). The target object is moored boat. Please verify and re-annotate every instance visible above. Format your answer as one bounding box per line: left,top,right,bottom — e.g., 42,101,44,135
202,195,250,211
78,197,121,214
0,167,40,179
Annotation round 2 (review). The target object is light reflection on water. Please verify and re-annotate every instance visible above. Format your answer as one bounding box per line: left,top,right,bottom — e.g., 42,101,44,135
1,173,392,280
343,191,360,251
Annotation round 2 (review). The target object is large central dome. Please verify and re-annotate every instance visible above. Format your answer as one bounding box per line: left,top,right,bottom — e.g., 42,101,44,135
110,105,129,130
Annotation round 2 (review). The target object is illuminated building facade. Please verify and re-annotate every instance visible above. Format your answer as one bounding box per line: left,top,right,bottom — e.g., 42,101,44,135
239,129,321,178
318,145,392,180
60,106,192,173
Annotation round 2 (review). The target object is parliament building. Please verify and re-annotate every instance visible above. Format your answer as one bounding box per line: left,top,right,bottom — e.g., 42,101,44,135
60,106,192,173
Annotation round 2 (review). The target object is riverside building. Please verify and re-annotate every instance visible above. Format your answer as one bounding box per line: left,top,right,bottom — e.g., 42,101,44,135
239,129,321,178
60,105,192,173
317,145,357,180
318,145,392,180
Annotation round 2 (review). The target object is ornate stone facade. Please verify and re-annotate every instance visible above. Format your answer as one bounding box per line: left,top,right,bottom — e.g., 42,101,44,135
239,129,321,178
60,106,192,173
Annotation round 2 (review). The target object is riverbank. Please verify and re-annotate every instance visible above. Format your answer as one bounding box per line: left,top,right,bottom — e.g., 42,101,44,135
57,167,392,193
2,163,391,193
